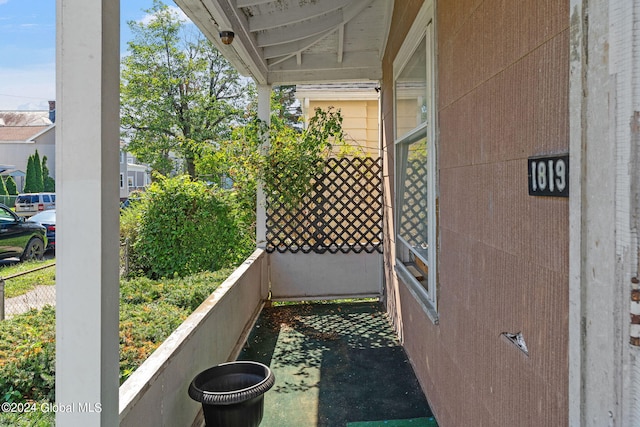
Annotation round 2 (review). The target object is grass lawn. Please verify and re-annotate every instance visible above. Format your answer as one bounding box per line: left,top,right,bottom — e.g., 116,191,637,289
0,259,55,298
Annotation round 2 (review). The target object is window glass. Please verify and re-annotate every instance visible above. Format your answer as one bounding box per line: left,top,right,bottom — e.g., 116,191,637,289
0,207,14,222
396,37,427,139
397,137,428,262
394,6,436,314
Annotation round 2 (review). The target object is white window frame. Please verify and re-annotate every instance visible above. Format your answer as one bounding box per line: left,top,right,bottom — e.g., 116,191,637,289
393,1,438,323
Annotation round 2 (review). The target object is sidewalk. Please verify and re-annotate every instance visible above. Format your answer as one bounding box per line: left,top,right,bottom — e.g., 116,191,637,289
4,285,56,318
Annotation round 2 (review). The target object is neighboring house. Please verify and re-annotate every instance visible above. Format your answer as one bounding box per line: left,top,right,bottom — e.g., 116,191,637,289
55,1,640,426
295,83,379,157
0,108,56,192
119,143,150,200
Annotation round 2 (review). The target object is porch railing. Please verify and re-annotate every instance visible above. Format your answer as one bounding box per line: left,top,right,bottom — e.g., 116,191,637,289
119,248,268,427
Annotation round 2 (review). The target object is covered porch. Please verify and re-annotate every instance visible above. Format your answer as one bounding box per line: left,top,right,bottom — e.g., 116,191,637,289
118,248,434,426
55,0,639,425
56,0,407,425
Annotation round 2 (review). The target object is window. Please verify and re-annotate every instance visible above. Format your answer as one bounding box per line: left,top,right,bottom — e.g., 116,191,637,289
0,206,15,223
394,1,438,321
120,173,124,189
127,176,134,188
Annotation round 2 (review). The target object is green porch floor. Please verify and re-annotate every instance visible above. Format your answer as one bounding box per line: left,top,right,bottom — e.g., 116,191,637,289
239,302,436,427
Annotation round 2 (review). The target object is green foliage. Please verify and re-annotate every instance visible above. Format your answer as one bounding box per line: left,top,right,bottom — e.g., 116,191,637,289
41,156,55,192
119,301,188,382
271,85,302,127
260,107,344,209
0,408,55,426
33,151,43,193
22,151,48,194
120,196,144,274
120,0,252,178
129,175,254,278
120,268,233,311
0,178,7,196
196,100,344,213
195,119,261,223
5,176,17,195
0,306,56,404
23,155,35,193
0,268,234,406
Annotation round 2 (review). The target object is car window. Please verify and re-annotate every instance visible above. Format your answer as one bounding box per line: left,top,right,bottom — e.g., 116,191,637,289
17,195,35,203
0,207,15,223
43,195,50,203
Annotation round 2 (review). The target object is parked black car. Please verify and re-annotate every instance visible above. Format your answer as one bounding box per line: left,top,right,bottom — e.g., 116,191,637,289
28,209,56,251
0,203,47,261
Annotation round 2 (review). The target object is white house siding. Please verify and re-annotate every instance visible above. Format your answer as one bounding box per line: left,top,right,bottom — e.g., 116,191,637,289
0,126,55,190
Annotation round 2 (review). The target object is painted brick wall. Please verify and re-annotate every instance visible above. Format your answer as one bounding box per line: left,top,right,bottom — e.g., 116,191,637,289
382,1,570,425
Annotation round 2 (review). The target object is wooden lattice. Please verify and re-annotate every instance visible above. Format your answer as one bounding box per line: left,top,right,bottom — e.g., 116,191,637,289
266,157,383,254
398,159,428,250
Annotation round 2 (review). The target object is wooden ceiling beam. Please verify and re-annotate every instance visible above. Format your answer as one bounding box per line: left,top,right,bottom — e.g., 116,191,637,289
248,0,351,32
262,30,333,59
236,0,273,7
255,9,342,46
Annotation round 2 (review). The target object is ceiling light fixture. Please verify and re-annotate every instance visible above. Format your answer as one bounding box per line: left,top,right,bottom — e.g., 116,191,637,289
219,31,235,45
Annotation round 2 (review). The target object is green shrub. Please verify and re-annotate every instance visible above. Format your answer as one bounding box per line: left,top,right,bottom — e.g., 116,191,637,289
119,302,188,382
0,407,55,426
120,268,233,311
118,269,232,381
5,176,17,195
120,197,145,277
0,268,234,406
131,175,254,278
0,178,7,196
0,306,56,404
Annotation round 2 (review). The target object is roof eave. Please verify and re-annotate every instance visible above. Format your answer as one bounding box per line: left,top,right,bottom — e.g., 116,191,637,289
174,0,269,84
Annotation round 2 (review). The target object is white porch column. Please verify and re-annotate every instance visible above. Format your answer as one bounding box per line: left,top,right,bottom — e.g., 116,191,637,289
256,84,271,248
569,0,640,425
56,1,120,425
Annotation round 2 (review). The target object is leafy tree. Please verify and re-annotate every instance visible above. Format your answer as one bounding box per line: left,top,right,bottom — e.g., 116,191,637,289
33,150,43,192
196,103,343,212
41,156,55,192
195,86,302,207
271,85,302,128
120,0,251,178
4,176,17,195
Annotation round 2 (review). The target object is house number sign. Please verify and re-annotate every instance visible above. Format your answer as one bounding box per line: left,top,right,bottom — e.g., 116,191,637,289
528,154,569,197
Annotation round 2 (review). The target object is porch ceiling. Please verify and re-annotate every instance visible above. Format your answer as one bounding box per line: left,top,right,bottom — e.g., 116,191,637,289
174,0,393,85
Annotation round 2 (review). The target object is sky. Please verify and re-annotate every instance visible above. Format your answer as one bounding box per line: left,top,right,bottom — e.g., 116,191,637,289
0,0,188,111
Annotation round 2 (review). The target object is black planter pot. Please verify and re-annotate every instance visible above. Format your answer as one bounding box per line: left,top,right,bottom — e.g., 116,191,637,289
188,361,275,427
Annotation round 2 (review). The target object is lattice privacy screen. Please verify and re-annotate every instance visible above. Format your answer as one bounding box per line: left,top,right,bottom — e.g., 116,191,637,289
397,158,428,251
266,157,383,254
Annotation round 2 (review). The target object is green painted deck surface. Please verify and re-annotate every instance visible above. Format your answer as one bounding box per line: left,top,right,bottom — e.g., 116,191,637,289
239,302,435,427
